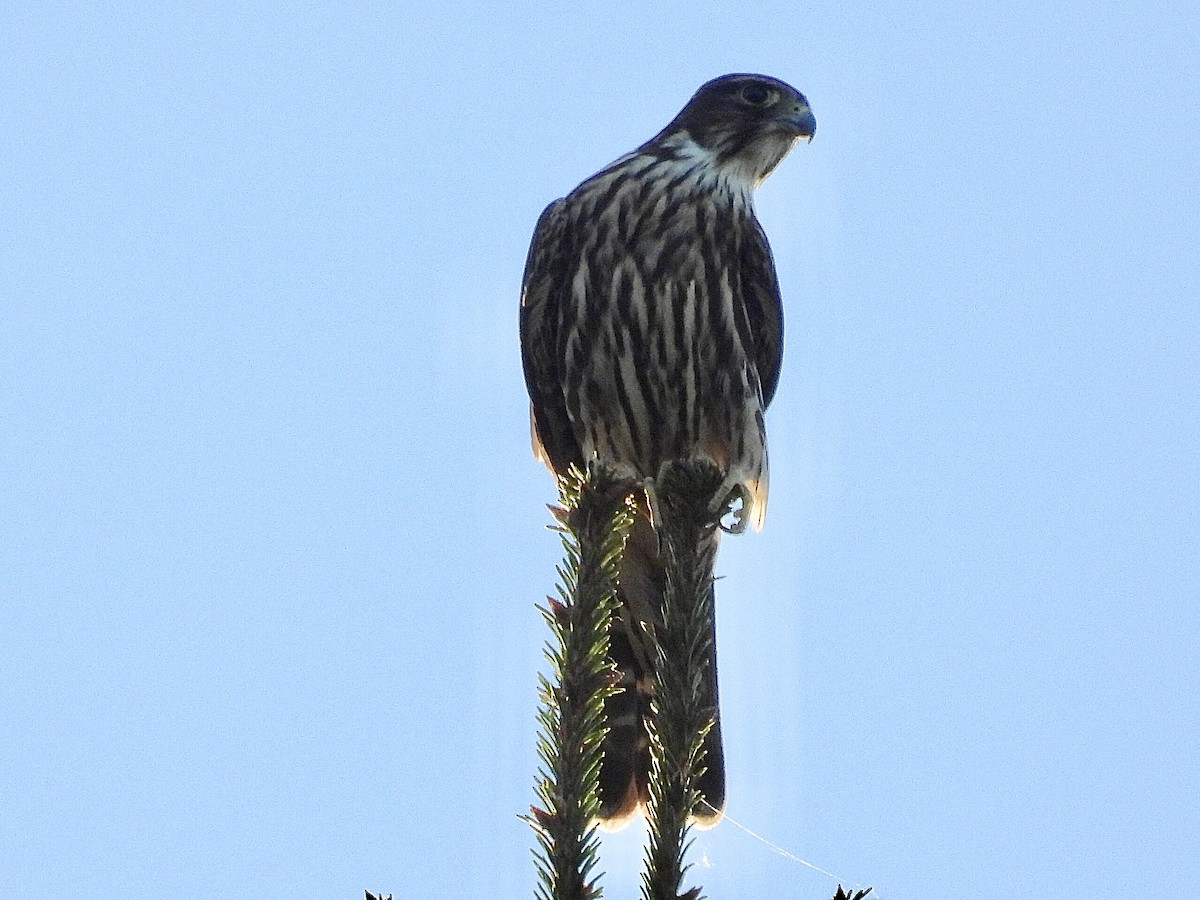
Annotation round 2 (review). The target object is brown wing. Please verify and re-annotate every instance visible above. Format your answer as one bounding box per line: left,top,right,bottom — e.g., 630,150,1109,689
738,212,786,408
519,198,582,475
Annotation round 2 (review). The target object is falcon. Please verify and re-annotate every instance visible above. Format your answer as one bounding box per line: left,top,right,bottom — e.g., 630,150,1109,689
520,73,814,828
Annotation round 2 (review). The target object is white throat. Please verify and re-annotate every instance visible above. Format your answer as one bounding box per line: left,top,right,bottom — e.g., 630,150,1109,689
663,135,760,201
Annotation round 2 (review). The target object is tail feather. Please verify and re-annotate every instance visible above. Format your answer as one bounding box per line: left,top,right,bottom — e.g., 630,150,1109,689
597,499,725,829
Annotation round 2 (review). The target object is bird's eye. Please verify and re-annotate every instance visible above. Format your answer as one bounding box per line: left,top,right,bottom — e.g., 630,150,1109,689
740,84,774,105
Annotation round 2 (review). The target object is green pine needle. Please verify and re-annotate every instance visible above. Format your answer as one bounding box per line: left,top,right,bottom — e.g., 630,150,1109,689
639,460,725,900
530,465,634,900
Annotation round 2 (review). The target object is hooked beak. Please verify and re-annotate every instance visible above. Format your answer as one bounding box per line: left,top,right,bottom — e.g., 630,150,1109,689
781,101,816,143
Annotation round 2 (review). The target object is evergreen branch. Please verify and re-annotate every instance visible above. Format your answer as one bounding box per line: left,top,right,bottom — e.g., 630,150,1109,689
640,460,724,900
522,460,867,900
530,464,635,900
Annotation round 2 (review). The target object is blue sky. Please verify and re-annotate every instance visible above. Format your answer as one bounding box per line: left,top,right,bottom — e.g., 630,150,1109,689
3,2,1197,898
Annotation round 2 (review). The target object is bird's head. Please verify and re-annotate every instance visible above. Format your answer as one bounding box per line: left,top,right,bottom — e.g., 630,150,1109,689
653,73,815,186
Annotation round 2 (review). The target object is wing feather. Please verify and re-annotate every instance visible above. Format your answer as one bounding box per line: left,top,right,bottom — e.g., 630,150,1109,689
738,213,785,408
519,199,582,474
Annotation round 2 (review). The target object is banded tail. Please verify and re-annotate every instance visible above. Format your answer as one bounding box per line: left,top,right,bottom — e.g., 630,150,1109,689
598,500,725,829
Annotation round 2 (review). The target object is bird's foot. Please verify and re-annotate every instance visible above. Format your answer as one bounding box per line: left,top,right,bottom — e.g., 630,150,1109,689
711,480,750,534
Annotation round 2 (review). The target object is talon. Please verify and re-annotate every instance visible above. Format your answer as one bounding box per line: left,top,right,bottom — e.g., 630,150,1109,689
712,484,750,534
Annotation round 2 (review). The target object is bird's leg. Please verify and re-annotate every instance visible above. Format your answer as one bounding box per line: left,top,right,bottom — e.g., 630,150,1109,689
650,460,747,533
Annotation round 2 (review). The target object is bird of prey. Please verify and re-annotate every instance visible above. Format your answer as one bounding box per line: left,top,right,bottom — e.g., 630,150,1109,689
520,73,814,828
